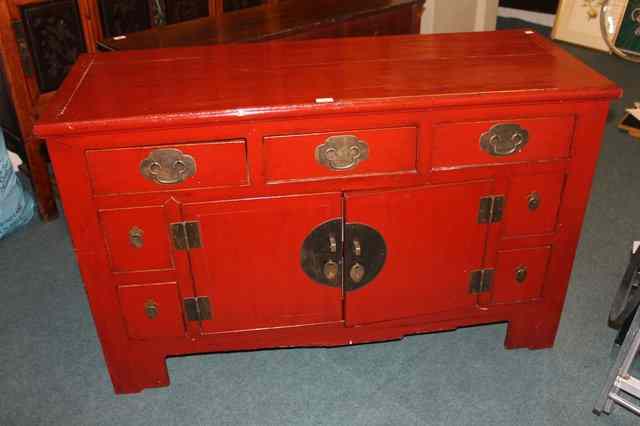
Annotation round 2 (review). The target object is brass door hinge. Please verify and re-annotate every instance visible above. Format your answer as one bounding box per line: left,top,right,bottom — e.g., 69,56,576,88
469,269,495,294
11,20,34,77
184,297,212,321
171,221,202,250
478,196,504,224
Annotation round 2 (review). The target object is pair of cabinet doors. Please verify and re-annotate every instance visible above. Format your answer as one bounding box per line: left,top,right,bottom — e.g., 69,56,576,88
103,180,522,338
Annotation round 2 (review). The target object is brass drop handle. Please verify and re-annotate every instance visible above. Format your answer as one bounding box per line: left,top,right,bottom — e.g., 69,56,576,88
144,300,159,319
515,266,528,284
128,226,144,248
323,260,338,282
353,239,362,257
315,135,369,170
350,263,366,283
480,124,529,156
140,148,197,184
528,192,541,211
329,234,337,254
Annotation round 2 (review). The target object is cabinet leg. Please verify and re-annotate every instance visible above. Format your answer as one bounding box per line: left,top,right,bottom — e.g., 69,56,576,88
108,352,170,394
25,138,58,221
504,314,560,350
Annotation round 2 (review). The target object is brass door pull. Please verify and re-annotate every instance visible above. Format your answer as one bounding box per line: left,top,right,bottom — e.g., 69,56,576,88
528,192,541,211
353,239,362,257
329,234,337,253
144,300,159,319
128,226,144,248
350,263,366,283
315,135,369,170
515,266,528,284
480,124,529,156
323,260,338,282
140,148,196,184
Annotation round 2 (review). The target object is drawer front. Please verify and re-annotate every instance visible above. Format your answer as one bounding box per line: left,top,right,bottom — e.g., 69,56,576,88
264,127,418,183
503,173,566,237
491,246,551,304
87,140,248,195
432,116,574,168
99,206,174,273
118,282,186,340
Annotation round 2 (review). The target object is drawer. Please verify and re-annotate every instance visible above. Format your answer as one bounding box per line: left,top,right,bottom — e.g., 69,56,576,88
491,246,551,304
432,116,575,168
118,282,186,340
503,173,566,237
87,140,248,195
99,206,174,273
263,127,418,183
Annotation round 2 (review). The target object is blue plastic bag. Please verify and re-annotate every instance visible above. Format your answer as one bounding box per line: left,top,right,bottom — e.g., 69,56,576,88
0,132,35,238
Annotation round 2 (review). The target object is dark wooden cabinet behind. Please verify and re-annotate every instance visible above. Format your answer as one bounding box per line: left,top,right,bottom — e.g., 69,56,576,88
165,0,210,25
223,0,264,13
21,0,87,93
99,0,425,51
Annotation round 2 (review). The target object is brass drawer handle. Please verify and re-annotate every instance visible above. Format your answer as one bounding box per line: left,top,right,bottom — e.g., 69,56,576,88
128,226,144,248
315,135,369,170
480,124,529,156
144,300,159,319
528,192,541,211
140,148,196,184
515,266,528,284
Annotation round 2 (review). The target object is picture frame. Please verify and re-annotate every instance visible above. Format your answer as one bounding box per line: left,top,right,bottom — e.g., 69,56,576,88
614,0,640,55
552,0,626,51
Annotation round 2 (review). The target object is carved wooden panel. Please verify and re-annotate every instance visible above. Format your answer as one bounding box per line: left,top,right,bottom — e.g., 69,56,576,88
21,0,87,93
165,0,209,24
223,0,264,13
98,0,152,38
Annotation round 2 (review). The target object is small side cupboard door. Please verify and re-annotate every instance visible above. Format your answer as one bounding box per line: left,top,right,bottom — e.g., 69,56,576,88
182,193,343,334
343,181,493,326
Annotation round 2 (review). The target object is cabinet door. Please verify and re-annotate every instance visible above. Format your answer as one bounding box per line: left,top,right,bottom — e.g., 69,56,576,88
344,181,493,326
183,193,343,334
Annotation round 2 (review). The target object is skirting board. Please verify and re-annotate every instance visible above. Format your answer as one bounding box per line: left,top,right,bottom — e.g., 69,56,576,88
498,7,556,27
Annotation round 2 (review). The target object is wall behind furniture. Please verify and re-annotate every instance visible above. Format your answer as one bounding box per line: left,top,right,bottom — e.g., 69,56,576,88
421,0,499,33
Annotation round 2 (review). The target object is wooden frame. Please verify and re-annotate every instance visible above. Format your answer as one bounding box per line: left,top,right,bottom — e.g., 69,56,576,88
552,0,626,51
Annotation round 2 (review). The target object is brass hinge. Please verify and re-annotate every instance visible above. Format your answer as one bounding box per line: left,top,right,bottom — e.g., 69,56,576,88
171,221,202,250
478,196,505,224
11,20,33,77
469,269,495,294
184,297,212,321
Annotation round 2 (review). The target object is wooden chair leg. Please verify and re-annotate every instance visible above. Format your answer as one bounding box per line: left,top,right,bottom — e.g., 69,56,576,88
24,137,58,221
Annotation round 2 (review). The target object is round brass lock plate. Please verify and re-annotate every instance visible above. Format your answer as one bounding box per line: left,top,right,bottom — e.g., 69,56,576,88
300,219,342,287
344,223,386,292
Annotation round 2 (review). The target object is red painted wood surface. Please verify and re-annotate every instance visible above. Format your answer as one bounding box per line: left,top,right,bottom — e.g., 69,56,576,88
35,31,619,137
118,282,186,339
432,116,575,169
502,173,566,237
98,206,175,273
183,193,343,333
491,246,551,304
34,32,622,394
344,181,492,325
86,140,248,195
264,126,417,182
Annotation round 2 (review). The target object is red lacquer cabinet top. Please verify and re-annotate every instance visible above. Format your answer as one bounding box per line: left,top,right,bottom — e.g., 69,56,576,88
35,31,621,394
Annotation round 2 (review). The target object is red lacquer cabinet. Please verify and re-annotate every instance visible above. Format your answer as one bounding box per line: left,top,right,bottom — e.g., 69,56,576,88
35,31,621,394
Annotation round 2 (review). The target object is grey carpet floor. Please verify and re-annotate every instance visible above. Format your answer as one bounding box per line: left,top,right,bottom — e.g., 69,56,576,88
2,19,640,426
